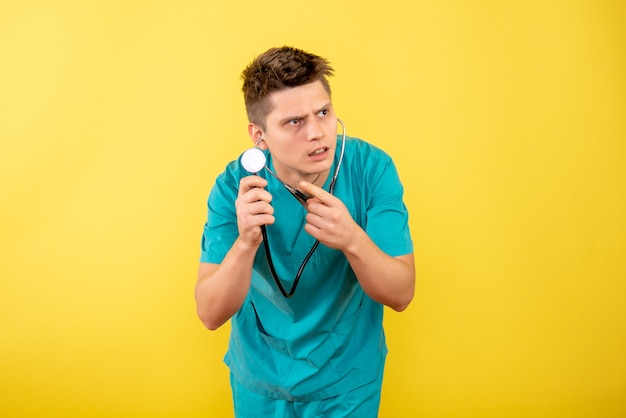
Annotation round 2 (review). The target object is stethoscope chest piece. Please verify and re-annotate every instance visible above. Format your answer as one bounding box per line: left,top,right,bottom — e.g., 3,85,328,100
240,147,267,174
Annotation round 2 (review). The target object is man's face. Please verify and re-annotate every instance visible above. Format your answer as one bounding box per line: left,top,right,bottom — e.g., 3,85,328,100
254,80,338,184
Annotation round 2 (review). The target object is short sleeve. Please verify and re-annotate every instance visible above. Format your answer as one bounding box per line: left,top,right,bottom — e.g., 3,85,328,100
363,152,413,257
199,163,240,263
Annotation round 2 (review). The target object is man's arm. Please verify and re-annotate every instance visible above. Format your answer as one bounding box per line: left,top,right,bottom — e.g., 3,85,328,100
194,176,274,330
341,235,415,312
195,240,255,330
299,181,415,311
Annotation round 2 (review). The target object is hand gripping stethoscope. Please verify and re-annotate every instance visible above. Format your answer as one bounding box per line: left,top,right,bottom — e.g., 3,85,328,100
240,119,347,298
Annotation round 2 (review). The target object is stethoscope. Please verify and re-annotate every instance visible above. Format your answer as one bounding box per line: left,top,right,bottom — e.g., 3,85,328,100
240,119,347,298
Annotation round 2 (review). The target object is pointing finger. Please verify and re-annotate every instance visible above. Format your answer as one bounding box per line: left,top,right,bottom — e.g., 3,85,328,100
298,181,332,202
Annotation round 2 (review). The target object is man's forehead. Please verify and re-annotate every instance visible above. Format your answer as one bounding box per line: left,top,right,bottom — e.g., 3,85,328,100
267,82,331,114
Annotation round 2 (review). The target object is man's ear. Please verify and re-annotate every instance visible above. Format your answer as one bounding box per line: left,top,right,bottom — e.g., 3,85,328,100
247,123,266,149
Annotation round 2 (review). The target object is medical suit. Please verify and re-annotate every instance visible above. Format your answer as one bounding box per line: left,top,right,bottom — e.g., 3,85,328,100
200,136,413,416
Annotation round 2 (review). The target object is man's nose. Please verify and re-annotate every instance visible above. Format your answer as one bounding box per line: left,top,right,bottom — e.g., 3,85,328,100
306,118,323,141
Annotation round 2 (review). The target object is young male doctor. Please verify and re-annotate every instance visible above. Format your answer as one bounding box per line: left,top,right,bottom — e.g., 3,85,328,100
195,46,415,417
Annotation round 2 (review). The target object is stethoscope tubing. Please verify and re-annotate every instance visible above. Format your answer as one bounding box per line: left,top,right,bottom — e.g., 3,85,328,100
256,119,347,298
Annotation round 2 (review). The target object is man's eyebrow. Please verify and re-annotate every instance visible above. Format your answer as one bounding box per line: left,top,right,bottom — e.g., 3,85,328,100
317,102,333,112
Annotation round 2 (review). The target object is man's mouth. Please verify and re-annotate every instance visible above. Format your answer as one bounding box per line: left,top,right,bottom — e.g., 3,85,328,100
309,147,328,156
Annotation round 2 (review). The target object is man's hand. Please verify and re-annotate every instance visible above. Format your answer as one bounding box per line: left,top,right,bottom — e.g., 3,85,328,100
236,176,274,248
299,181,359,252
300,180,415,312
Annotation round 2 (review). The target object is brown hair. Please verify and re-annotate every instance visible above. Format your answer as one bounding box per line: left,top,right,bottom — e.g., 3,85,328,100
241,46,334,129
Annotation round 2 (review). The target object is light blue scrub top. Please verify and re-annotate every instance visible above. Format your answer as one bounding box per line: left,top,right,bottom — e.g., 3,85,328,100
200,136,413,401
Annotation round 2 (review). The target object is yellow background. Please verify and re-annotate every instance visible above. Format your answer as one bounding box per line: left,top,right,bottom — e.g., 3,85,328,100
1,1,625,417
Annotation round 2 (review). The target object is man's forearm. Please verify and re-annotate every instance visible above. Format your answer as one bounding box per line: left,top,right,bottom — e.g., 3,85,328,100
343,228,415,311
195,238,258,330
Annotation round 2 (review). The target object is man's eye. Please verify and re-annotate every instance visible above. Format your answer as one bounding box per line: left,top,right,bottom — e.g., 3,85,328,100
288,119,300,125
319,109,328,116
